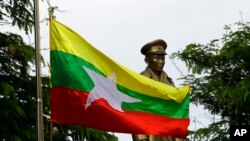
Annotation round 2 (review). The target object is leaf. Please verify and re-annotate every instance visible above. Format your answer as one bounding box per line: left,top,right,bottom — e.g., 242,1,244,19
0,82,14,96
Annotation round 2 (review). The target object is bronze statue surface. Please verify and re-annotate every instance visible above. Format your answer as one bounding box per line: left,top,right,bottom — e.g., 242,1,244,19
132,39,181,141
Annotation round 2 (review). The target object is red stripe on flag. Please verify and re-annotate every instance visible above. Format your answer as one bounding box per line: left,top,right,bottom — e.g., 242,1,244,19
50,86,189,139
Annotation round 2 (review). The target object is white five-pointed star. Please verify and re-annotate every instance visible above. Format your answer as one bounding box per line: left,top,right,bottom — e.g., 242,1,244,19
83,67,140,112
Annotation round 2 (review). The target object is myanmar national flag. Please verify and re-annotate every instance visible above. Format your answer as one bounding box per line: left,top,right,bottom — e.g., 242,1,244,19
50,19,190,139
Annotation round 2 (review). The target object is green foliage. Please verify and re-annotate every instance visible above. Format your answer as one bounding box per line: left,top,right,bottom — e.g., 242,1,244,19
0,0,34,33
192,120,229,141
171,22,250,140
0,32,37,140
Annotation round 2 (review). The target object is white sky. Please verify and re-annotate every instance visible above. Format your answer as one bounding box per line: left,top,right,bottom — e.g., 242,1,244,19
3,0,250,140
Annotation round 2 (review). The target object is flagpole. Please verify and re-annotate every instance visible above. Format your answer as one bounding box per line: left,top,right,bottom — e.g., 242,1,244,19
34,0,44,141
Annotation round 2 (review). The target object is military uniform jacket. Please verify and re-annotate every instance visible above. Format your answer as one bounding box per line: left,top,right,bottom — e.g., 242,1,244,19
140,67,175,87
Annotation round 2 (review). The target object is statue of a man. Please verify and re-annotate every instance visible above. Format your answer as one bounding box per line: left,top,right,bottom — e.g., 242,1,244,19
132,39,182,141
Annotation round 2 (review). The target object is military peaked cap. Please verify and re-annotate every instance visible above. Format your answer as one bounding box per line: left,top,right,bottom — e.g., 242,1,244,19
141,39,167,55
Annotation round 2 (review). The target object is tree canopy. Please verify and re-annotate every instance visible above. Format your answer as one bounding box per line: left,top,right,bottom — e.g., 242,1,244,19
0,0,34,33
172,21,250,140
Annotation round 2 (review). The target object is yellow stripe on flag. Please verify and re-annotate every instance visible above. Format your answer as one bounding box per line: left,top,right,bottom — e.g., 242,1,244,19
50,19,189,103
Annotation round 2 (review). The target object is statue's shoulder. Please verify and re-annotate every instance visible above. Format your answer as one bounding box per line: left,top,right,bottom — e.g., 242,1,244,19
167,76,174,84
162,71,175,86
140,68,151,77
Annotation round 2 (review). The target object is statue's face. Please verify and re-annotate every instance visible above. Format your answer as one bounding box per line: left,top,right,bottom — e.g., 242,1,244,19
146,54,165,73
